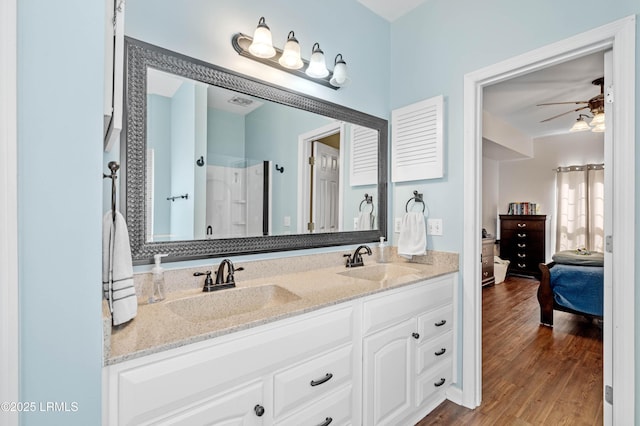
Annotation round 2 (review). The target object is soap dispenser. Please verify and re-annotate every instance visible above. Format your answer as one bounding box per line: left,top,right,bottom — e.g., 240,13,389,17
377,236,389,263
151,253,169,302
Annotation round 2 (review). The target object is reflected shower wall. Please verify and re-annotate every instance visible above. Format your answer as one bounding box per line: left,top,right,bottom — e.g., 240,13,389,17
206,159,271,239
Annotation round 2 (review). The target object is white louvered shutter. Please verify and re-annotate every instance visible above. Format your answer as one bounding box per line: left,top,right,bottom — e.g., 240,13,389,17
350,124,378,186
391,95,444,182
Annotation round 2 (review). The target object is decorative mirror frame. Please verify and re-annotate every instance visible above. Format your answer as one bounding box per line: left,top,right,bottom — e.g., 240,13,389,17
123,37,388,264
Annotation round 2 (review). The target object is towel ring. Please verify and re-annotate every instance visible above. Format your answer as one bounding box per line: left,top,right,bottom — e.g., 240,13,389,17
405,190,426,213
359,193,374,213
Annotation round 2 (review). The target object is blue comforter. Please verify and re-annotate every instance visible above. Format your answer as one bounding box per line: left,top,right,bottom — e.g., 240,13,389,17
550,264,604,317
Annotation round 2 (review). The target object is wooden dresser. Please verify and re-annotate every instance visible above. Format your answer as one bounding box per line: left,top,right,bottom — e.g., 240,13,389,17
499,215,546,278
482,238,495,286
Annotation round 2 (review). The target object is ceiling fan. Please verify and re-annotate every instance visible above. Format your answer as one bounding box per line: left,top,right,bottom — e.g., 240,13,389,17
537,77,606,132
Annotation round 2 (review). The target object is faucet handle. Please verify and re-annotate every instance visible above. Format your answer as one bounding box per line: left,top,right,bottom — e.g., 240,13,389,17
226,266,244,284
194,271,214,289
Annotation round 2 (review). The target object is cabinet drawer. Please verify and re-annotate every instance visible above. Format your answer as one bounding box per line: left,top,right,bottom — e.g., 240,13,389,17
275,385,352,426
500,218,545,231
415,358,453,409
363,275,453,336
273,345,352,418
417,305,453,343
416,331,453,376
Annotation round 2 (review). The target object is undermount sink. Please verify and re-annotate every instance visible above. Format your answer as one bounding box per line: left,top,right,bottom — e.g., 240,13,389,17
337,263,421,282
166,285,301,323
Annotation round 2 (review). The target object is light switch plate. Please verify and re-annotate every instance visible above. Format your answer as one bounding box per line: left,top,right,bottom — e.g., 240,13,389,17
394,217,402,233
427,218,443,236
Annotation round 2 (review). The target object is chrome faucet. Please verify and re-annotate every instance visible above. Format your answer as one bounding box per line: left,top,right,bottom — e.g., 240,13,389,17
344,245,372,268
194,259,244,292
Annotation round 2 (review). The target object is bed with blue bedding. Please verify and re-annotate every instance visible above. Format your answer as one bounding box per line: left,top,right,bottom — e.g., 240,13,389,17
537,250,604,327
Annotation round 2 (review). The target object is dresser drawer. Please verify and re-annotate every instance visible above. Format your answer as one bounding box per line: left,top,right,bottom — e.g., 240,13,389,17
273,345,353,418
500,218,545,231
415,358,452,409
417,304,453,343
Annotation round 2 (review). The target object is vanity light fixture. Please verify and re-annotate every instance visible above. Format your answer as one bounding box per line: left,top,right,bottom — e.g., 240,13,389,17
248,17,276,58
278,31,303,70
305,43,329,78
232,18,349,90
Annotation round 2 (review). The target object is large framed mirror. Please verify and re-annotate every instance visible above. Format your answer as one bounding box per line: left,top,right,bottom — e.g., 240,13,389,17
123,37,388,264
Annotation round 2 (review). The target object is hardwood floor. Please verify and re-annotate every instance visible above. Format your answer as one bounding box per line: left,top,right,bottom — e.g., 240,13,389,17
417,276,603,425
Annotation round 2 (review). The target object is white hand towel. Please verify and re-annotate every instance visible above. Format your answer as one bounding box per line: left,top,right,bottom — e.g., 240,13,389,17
102,211,137,326
357,211,375,230
397,212,427,258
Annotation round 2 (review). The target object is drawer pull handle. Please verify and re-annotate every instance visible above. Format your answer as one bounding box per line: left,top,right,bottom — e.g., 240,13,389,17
483,271,489,277
412,332,420,339
435,348,447,356
434,378,446,387
517,223,527,228
517,243,526,248
517,233,526,238
435,319,447,327
310,373,333,387
254,404,265,417
518,253,526,258
518,263,526,268
316,417,333,426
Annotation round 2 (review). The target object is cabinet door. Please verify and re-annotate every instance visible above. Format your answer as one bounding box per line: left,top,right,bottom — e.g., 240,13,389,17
363,318,415,426
149,381,265,426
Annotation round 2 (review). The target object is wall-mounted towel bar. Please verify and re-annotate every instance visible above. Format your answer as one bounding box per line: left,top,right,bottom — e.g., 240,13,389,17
103,161,120,222
359,193,374,213
405,190,425,213
167,194,189,202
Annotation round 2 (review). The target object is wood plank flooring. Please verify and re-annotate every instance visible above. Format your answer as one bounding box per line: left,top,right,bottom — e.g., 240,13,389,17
417,276,603,425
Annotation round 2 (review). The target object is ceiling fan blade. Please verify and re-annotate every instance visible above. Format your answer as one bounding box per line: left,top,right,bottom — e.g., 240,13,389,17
536,101,589,106
540,105,589,123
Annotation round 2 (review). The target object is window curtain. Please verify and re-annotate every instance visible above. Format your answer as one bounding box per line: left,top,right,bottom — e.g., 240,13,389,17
555,164,604,253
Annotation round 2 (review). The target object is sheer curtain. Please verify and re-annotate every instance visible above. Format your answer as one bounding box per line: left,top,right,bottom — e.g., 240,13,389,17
555,164,604,253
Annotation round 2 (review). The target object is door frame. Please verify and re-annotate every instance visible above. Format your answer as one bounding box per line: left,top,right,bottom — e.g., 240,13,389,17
0,0,19,424
461,15,636,423
297,122,345,233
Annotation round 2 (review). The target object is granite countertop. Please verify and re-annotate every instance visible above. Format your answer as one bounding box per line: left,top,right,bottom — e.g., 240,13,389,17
106,254,458,366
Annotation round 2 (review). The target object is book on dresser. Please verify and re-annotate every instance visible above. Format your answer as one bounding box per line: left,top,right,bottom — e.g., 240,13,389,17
499,215,546,279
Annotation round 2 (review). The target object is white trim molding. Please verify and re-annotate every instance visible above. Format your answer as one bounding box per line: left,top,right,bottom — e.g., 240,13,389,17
462,15,635,423
0,0,19,424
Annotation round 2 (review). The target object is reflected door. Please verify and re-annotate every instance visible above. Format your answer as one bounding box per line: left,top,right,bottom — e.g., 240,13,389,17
312,141,340,233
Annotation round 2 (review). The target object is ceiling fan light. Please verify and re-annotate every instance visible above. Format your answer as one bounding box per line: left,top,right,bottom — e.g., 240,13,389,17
590,111,605,126
278,31,303,70
570,115,591,132
248,17,276,59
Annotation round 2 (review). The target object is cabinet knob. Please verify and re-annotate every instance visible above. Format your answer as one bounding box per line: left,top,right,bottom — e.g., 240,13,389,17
412,332,420,339
254,404,265,417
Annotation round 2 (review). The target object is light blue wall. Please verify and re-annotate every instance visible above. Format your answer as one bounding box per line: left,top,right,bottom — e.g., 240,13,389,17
389,0,639,417
18,1,104,425
207,108,246,164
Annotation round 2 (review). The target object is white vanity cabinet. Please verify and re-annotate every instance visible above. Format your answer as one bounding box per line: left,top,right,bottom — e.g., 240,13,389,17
104,272,456,426
362,275,454,426
103,304,356,425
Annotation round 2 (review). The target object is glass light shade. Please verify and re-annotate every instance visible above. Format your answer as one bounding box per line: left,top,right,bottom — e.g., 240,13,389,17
305,43,329,78
329,54,350,87
591,123,606,133
590,111,605,126
248,17,276,58
278,31,303,70
570,116,591,132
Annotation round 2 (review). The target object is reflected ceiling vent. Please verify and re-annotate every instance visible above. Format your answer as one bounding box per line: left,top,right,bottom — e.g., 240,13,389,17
228,96,254,107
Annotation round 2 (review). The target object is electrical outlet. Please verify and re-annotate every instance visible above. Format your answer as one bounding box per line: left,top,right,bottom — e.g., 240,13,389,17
394,217,402,233
427,218,443,236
